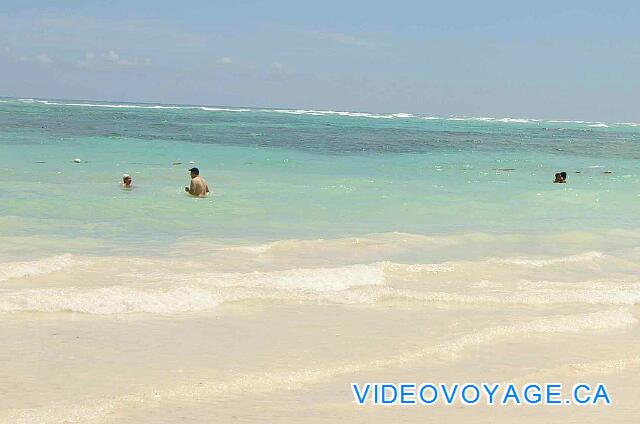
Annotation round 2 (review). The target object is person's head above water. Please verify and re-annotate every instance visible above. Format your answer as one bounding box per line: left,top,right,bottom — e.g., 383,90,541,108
560,171,567,180
122,174,132,187
189,167,199,178
553,172,565,183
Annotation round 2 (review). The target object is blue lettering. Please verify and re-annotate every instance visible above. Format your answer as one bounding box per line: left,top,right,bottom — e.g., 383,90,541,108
400,384,416,405
461,384,480,404
573,384,591,404
523,384,542,404
441,383,459,404
546,384,562,405
352,384,371,405
381,384,398,404
482,383,500,405
592,384,611,405
419,384,438,404
501,384,521,405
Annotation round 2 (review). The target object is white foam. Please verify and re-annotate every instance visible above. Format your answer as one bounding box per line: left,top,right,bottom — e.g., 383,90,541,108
548,119,587,124
399,309,636,362
383,261,454,273
0,263,386,314
495,117,538,123
488,251,604,267
12,98,639,126
138,260,450,289
189,263,386,291
567,357,640,375
0,286,221,314
200,106,251,112
34,100,189,110
0,284,368,314
8,265,636,314
0,254,79,282
222,232,467,257
20,99,250,113
265,108,396,119
384,282,640,306
445,116,537,124
0,260,469,314
507,356,640,386
20,100,403,119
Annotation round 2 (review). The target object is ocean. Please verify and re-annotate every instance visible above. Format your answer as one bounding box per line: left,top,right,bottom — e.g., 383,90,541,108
1,98,639,423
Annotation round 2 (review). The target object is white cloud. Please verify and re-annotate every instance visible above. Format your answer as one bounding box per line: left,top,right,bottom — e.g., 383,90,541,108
3,13,206,50
217,56,233,65
78,50,151,69
105,50,129,66
35,53,52,64
2,47,53,65
79,52,93,66
77,51,96,67
307,30,381,49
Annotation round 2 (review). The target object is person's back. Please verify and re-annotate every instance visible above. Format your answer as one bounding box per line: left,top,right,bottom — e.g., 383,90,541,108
185,167,209,197
190,175,209,196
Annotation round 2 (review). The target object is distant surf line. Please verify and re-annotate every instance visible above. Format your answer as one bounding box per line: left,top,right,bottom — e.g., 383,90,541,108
5,97,638,127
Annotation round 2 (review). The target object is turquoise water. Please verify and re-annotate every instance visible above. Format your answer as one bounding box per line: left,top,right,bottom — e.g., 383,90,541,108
1,98,639,257
3,98,640,423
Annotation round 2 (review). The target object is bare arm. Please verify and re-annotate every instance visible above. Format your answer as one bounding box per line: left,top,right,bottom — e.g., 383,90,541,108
187,180,196,195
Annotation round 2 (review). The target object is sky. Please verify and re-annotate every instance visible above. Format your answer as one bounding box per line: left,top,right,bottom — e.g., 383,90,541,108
1,1,639,121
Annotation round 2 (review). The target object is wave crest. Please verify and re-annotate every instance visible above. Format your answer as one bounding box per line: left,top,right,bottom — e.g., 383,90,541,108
0,254,79,282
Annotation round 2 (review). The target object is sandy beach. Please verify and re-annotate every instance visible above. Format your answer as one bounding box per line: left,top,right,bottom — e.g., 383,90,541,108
1,222,639,422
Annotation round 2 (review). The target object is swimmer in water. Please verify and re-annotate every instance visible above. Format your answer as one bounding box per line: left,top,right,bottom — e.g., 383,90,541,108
122,174,132,188
553,172,566,183
185,167,209,197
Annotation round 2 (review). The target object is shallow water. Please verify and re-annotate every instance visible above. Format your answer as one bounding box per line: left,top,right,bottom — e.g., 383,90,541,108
1,98,639,423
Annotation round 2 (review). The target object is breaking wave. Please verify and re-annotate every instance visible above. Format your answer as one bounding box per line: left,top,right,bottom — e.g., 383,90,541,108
10,98,637,126
487,251,604,267
0,262,387,314
0,254,80,282
1,257,638,314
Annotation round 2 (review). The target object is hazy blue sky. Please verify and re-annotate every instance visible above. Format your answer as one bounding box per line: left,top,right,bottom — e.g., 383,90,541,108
1,1,639,121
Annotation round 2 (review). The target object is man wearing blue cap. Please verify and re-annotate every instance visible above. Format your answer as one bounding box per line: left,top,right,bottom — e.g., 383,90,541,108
185,167,209,197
